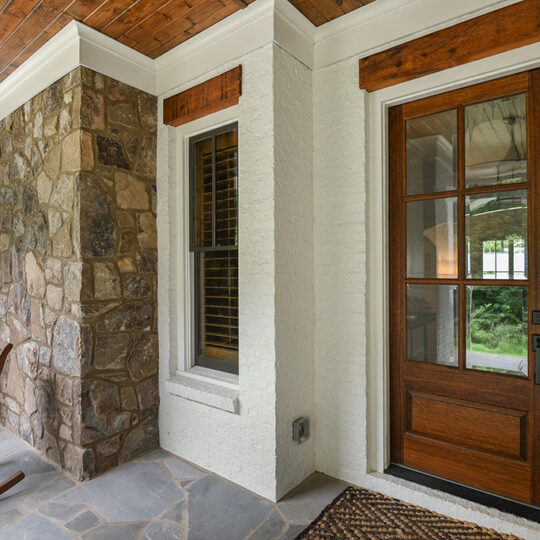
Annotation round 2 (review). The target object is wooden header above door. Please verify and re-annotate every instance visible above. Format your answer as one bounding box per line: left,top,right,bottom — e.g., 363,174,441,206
163,66,242,127
359,0,540,92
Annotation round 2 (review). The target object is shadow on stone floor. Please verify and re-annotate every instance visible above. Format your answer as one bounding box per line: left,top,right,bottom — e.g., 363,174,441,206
0,428,348,539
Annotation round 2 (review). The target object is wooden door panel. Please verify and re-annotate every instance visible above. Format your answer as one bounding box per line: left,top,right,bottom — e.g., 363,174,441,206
403,433,533,503
405,361,530,410
390,69,540,506
407,391,527,460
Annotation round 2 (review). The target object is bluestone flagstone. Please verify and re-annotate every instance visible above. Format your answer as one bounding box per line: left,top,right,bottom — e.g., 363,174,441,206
39,502,84,521
0,449,55,478
1,514,73,540
0,472,58,511
65,510,101,533
161,499,186,523
0,508,22,530
186,476,271,540
249,509,286,540
82,522,146,540
55,461,183,521
26,474,76,503
279,524,307,540
277,474,346,523
0,429,27,457
141,521,183,540
163,457,206,480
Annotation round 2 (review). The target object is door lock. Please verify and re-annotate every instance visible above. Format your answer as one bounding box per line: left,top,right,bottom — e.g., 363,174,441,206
532,335,540,385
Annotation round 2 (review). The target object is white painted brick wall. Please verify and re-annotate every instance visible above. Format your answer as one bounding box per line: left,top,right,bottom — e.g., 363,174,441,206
157,44,279,500
313,57,368,482
156,26,540,536
274,44,315,498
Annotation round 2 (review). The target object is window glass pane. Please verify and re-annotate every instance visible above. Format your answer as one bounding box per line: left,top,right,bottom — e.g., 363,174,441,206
407,284,458,367
193,137,213,248
216,130,238,247
197,249,238,366
465,93,527,188
406,109,457,195
407,197,457,278
465,190,527,279
466,286,527,377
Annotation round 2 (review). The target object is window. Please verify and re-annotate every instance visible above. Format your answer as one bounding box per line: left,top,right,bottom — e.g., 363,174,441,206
190,124,239,374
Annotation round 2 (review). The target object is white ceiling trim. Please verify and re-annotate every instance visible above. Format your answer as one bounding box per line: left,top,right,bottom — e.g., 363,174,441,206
0,0,526,119
155,0,275,97
0,22,80,121
77,22,155,94
314,0,524,69
0,20,156,120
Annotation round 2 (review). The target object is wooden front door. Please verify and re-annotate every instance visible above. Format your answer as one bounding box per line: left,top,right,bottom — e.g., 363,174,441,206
389,70,540,505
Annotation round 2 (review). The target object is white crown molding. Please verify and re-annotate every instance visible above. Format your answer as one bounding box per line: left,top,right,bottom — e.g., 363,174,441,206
76,21,155,95
314,0,523,70
0,20,155,120
155,0,275,97
274,0,315,69
0,22,80,120
0,0,528,119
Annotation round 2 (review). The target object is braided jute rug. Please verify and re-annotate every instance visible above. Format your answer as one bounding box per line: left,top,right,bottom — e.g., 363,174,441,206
296,487,522,539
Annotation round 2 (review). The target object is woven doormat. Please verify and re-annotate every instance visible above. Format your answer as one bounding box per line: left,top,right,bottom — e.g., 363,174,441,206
296,487,522,539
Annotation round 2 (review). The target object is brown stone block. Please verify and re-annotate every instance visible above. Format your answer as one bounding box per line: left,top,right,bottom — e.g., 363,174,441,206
137,94,157,133
122,275,151,299
94,333,129,370
62,443,95,481
119,414,158,464
135,136,156,178
79,173,116,257
108,102,138,129
103,303,153,332
137,213,157,249
120,386,138,412
126,334,158,381
81,87,105,130
115,171,149,209
94,262,121,300
136,375,159,418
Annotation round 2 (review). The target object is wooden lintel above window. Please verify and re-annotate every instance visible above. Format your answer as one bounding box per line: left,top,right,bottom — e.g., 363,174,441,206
163,66,242,127
359,0,540,92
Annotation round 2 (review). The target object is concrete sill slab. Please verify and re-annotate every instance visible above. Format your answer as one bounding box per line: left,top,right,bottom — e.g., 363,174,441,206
165,374,240,414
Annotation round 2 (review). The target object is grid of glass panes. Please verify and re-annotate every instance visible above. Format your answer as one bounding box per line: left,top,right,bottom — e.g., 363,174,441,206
405,94,528,376
191,126,239,374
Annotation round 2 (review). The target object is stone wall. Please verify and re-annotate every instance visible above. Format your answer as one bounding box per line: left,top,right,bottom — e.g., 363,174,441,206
0,67,158,480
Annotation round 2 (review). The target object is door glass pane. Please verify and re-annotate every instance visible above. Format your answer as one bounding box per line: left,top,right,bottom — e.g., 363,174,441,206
406,109,457,195
194,137,213,248
465,190,527,279
465,94,527,188
215,130,238,247
407,285,458,366
466,286,527,377
407,198,458,278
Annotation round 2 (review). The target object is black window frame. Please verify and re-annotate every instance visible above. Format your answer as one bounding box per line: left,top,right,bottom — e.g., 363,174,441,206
189,122,239,375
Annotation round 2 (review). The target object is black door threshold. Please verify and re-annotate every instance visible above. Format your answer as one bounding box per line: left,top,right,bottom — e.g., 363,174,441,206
385,464,540,524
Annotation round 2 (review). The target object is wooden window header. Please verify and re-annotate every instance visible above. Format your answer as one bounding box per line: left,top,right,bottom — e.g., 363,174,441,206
359,0,540,92
163,66,242,127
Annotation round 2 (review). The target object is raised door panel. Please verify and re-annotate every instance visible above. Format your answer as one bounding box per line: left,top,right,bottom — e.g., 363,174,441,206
407,391,527,460
403,433,533,503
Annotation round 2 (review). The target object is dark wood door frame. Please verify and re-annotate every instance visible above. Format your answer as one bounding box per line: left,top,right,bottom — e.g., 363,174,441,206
389,69,540,506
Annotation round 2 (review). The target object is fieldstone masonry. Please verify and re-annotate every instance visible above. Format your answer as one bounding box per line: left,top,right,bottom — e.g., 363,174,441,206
0,67,158,480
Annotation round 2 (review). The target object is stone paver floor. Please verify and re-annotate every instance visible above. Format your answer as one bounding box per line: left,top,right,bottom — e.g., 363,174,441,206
0,429,347,539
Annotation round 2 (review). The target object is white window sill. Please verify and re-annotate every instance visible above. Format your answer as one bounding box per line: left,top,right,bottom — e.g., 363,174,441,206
165,369,240,414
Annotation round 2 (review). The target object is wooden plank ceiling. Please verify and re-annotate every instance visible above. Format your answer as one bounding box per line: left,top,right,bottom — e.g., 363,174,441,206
289,0,375,26
0,0,377,84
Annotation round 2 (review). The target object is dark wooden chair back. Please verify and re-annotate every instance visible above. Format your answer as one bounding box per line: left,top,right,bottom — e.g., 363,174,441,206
0,343,25,496
0,343,13,374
